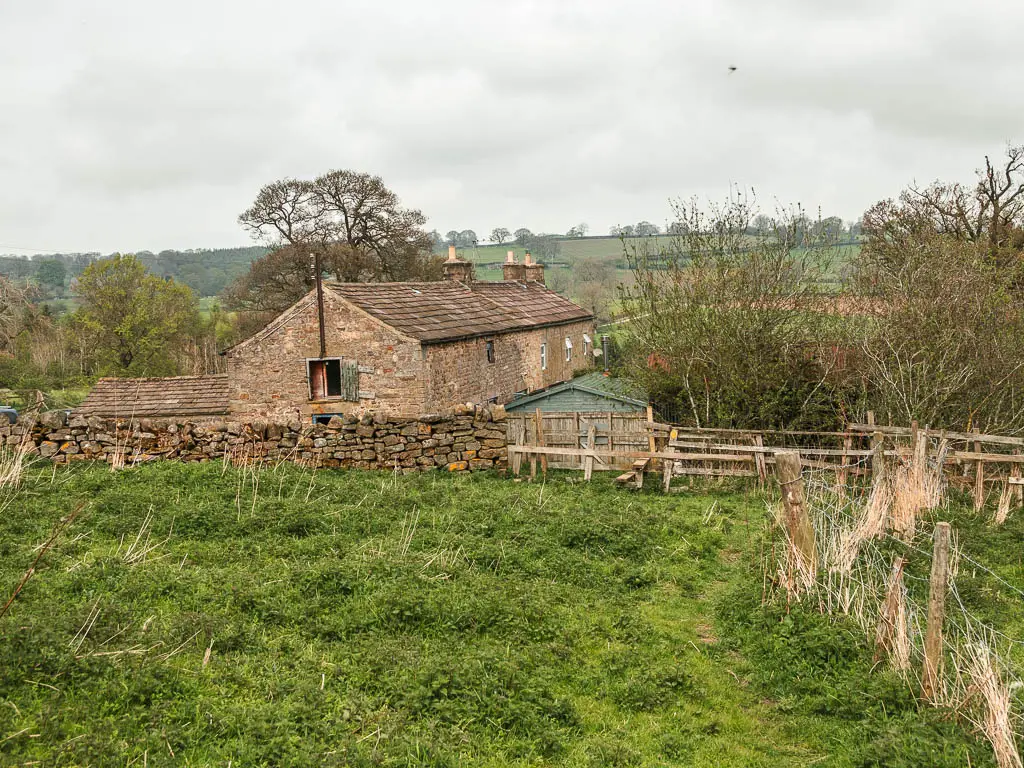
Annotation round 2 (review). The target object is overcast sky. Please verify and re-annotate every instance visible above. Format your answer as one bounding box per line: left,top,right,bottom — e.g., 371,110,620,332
2,0,1023,255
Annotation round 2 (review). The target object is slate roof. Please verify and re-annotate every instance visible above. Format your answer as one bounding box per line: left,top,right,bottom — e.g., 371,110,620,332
326,280,592,343
75,375,230,418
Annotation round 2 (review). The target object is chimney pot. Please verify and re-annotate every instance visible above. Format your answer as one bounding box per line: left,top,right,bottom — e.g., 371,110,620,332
447,244,457,262
524,251,533,266
505,250,516,264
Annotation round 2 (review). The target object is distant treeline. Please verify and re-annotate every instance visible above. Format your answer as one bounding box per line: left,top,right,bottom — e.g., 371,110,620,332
0,247,268,298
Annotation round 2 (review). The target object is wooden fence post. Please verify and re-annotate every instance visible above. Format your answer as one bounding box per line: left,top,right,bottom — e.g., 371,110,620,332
837,433,852,490
867,411,886,486
511,422,525,476
583,424,596,482
1012,449,1022,506
973,428,985,510
775,452,817,581
874,557,908,667
753,434,768,487
921,522,951,701
534,408,547,478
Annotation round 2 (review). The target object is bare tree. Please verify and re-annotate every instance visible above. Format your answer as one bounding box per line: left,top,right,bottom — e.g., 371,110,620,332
0,277,35,353
238,170,436,283
490,227,511,244
854,172,1024,433
894,145,1024,265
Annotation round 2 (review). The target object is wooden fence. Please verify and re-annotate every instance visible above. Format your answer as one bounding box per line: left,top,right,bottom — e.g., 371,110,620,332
505,410,1024,504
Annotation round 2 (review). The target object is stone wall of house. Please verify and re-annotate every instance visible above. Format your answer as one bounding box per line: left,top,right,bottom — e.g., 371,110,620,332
3,406,508,472
226,291,426,421
423,319,595,409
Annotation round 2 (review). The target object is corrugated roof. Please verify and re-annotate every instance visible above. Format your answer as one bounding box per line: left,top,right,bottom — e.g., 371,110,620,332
327,280,592,343
75,375,229,418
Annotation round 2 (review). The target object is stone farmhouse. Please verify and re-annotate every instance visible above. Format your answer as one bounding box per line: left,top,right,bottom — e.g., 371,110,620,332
77,248,596,423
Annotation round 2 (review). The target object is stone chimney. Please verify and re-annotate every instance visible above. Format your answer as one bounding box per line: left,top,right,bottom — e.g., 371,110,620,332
522,250,545,284
502,250,526,281
442,244,474,283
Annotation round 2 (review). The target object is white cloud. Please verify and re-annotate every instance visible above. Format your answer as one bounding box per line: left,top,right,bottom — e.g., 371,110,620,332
0,0,1022,253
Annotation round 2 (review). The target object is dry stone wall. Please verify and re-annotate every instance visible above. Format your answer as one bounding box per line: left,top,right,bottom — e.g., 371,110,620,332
2,406,508,472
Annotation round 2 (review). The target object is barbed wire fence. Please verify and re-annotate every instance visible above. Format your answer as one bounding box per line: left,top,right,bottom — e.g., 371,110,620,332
766,439,1023,768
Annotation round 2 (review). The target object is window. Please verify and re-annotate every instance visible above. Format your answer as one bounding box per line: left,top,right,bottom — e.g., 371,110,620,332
485,340,495,364
540,343,547,371
308,358,359,401
565,336,573,362
583,333,592,357
312,413,343,425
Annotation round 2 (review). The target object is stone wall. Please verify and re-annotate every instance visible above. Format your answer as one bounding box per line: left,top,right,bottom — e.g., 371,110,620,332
423,319,595,410
2,406,508,472
225,291,426,422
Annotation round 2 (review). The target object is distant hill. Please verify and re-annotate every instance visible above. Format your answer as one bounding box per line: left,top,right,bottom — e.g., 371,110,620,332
0,246,268,297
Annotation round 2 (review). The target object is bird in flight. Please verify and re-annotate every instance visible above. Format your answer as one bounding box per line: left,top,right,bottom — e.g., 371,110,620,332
728,66,737,73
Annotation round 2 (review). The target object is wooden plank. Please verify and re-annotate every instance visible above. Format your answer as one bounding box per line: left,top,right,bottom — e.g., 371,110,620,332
671,467,758,478
951,451,1024,463
648,421,861,439
506,445,757,463
848,423,1024,448
633,458,648,489
668,442,873,457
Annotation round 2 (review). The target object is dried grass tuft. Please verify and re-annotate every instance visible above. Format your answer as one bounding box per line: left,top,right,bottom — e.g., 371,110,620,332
954,637,1023,768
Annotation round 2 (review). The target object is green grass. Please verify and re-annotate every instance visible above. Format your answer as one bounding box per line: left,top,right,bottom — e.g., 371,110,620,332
0,463,1008,766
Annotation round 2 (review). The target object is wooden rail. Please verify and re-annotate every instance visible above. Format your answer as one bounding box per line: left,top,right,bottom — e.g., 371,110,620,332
506,411,1024,506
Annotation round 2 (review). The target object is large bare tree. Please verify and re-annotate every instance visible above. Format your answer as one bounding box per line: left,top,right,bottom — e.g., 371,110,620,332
237,170,439,285
873,145,1024,268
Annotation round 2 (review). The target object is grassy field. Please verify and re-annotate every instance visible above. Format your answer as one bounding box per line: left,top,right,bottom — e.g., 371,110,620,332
0,462,1014,766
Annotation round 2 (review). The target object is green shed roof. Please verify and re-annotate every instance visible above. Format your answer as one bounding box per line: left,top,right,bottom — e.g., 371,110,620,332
505,372,648,413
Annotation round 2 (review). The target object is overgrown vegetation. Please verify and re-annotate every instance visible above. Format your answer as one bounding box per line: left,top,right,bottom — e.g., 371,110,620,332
620,145,1024,434
619,191,855,430
0,462,1010,766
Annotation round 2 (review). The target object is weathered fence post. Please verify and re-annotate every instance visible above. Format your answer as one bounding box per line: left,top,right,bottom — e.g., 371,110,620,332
583,424,596,482
511,422,525,476
868,411,886,487
775,452,817,582
1012,449,1023,506
874,556,908,667
534,408,547,478
753,434,768,487
973,428,985,511
921,521,951,701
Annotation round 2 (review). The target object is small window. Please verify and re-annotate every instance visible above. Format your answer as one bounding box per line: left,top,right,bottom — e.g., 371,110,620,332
565,336,573,362
583,333,592,357
308,358,359,401
312,413,343,425
485,340,495,364
540,343,547,371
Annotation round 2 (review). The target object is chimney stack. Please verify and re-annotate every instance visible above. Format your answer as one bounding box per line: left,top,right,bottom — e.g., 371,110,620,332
502,250,526,281
522,250,545,284
442,244,474,284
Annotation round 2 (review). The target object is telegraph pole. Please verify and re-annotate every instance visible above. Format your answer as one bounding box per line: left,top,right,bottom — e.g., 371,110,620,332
309,251,326,359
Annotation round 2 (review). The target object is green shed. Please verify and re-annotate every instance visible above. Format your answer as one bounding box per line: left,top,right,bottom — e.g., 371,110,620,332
504,372,647,414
